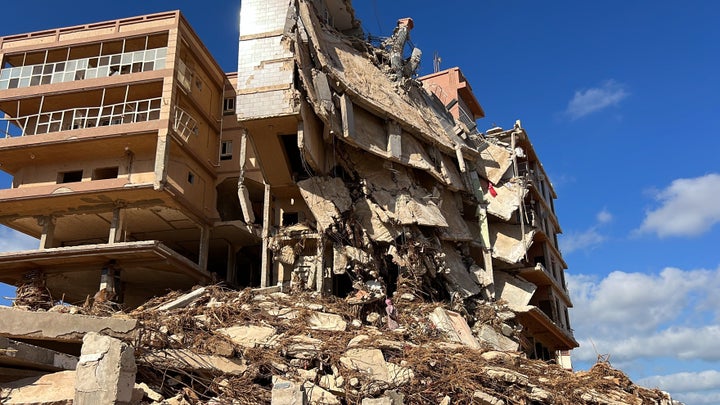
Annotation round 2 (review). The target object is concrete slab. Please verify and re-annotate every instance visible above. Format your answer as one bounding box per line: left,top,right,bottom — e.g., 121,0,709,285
0,337,77,372
0,307,137,343
0,370,76,405
429,307,481,349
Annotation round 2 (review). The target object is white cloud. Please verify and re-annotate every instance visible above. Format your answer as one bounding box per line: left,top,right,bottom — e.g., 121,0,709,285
568,266,720,366
638,173,720,238
596,208,612,224
560,209,612,254
639,370,720,393
565,80,628,119
0,226,37,252
560,227,604,254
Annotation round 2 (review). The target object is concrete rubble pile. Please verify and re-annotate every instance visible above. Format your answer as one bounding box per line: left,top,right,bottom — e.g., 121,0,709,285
1,285,679,404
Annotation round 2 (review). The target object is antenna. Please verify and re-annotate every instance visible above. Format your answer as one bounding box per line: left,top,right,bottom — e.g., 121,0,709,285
433,51,441,73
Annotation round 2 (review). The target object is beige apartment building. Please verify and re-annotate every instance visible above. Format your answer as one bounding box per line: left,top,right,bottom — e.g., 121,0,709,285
0,0,576,364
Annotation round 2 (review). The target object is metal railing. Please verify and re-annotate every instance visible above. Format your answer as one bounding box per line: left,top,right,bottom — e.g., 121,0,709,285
172,106,198,141
2,97,162,137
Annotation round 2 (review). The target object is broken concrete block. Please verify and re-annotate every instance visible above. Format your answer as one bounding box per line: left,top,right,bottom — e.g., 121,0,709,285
485,179,527,221
217,325,278,348
490,223,536,264
386,362,414,386
135,382,164,402
307,312,347,331
156,287,207,311
340,348,388,381
75,332,136,405
494,272,536,309
286,335,323,359
484,366,529,385
303,381,340,404
473,390,505,405
139,350,247,375
0,307,137,343
475,325,519,352
480,351,520,367
0,370,76,405
272,376,307,405
476,141,512,185
429,307,481,349
298,177,352,231
0,336,78,372
440,243,482,298
319,373,345,395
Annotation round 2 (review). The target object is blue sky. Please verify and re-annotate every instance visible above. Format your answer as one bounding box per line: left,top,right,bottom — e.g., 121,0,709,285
1,1,719,403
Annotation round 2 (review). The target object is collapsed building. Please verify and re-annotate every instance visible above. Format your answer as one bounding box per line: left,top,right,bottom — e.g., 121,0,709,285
0,0,578,392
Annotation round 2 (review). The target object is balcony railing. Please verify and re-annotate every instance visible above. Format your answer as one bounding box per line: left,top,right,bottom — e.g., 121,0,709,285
2,97,162,137
0,48,167,90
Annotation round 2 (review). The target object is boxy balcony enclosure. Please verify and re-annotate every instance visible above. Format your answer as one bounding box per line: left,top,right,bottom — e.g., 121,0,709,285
0,12,260,307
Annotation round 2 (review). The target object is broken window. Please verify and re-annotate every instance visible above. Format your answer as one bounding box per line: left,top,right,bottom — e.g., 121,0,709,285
220,140,233,161
58,170,83,184
92,166,119,180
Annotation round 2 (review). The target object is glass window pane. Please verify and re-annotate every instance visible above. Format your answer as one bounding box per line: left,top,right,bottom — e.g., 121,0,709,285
52,72,64,83
56,62,65,72
10,67,21,78
19,77,30,87
66,60,77,71
33,65,43,74
0,69,10,80
0,80,8,90
99,56,109,66
86,69,97,79
111,55,121,64
21,66,32,76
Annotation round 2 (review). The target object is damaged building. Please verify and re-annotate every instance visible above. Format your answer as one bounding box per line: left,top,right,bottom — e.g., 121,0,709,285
0,0,576,382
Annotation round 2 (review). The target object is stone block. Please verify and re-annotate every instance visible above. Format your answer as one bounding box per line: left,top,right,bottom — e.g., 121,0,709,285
74,332,136,405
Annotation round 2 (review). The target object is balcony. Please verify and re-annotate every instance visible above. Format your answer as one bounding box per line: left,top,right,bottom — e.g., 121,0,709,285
0,48,167,90
2,97,162,137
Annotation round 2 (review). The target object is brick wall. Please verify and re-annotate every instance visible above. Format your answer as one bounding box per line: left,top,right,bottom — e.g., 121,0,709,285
237,0,296,119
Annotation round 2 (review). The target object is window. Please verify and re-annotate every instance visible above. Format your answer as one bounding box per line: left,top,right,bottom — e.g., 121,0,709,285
223,97,235,115
92,167,119,180
58,170,83,184
187,171,195,184
220,140,233,161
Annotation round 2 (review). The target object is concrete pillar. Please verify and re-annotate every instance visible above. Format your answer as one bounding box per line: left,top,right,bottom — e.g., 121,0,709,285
260,183,272,287
198,224,211,271
226,242,237,284
38,216,55,250
108,207,126,244
75,332,136,405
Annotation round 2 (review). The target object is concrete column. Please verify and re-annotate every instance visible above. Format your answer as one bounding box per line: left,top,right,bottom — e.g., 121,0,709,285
37,216,56,250
226,242,237,284
198,224,211,270
315,236,324,293
108,207,126,244
260,183,272,287
75,332,136,405
153,132,169,191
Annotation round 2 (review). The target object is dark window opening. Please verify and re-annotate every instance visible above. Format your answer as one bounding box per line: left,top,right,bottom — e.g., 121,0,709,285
187,171,195,184
280,134,311,181
92,166,119,180
58,170,83,184
282,212,299,226
220,140,233,161
223,97,235,115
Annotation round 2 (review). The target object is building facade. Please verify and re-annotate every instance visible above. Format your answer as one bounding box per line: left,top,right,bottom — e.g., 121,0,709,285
0,0,576,364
